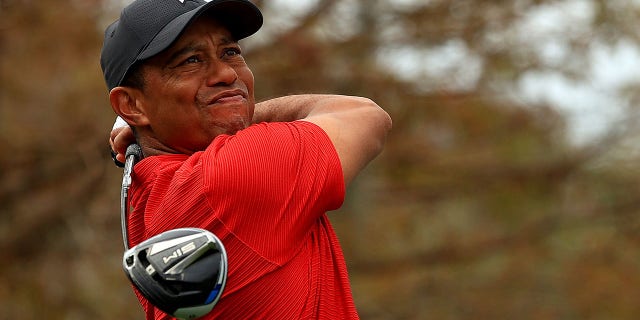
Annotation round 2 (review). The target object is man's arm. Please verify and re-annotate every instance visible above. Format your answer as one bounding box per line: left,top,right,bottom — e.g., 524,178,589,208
254,94,392,185
252,95,337,123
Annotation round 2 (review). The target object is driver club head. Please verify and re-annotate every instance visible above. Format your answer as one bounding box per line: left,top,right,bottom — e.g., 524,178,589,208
123,228,228,319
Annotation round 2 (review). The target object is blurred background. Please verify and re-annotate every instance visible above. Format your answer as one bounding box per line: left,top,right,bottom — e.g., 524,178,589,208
2,0,640,319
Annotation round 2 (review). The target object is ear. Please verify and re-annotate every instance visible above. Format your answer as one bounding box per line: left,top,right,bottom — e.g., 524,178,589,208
109,87,150,126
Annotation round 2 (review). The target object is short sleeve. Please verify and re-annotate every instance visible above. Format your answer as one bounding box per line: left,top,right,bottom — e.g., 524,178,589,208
201,121,345,264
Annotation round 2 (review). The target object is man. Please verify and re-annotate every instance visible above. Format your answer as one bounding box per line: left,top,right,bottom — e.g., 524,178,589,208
102,0,391,319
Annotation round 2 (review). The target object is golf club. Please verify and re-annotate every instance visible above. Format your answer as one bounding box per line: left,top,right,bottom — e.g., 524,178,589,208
120,144,228,319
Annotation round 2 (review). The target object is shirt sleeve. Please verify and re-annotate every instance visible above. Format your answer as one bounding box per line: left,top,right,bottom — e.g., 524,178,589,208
201,121,345,264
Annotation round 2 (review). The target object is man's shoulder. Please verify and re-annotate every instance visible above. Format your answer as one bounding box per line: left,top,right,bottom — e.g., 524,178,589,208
232,121,328,146
203,121,333,163
134,153,201,182
244,120,325,134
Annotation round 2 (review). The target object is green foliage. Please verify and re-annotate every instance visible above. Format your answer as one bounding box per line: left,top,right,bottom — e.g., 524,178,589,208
1,0,640,319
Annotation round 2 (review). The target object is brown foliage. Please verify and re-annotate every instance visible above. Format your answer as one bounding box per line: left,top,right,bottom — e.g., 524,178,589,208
1,0,640,319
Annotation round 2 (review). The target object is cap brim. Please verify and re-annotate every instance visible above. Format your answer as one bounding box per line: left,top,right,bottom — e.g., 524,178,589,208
139,0,262,61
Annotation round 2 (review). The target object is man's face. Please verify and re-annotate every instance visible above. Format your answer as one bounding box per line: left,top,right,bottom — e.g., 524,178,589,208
137,17,255,154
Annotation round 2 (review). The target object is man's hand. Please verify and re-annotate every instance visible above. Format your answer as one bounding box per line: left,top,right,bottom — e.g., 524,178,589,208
109,117,135,165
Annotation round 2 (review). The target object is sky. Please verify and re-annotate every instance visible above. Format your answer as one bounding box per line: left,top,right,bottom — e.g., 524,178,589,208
514,0,640,145
374,0,639,145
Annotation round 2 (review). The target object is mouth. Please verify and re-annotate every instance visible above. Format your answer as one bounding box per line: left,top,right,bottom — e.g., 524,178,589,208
210,89,247,105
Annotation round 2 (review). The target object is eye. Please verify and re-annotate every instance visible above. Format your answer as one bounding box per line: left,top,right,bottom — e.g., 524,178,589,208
223,47,242,57
181,55,202,65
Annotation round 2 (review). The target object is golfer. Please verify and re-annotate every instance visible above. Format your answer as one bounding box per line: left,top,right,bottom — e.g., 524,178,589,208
102,0,391,319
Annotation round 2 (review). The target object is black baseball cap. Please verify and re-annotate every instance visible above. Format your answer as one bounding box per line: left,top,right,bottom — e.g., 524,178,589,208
100,0,263,91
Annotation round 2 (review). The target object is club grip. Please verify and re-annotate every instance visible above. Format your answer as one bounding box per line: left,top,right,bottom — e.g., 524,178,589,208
126,144,143,162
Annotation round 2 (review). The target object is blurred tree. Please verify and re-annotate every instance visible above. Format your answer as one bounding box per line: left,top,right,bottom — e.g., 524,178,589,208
1,0,639,319
0,0,140,318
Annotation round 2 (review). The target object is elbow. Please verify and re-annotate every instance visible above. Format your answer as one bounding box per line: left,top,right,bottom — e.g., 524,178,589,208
380,106,393,136
358,97,392,154
362,97,392,137
376,110,392,154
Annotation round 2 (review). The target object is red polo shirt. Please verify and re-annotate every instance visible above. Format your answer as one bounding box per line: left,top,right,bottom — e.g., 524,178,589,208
128,121,358,319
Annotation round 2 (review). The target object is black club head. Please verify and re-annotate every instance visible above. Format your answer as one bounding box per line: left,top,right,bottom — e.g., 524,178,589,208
123,228,228,319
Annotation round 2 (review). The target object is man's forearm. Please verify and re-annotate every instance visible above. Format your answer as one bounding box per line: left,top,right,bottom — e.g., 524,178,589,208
252,94,337,123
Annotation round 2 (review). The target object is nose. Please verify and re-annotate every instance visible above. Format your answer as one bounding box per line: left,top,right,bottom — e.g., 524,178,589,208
206,59,238,86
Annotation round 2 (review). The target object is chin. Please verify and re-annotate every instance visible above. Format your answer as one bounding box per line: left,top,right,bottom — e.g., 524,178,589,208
227,118,251,133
